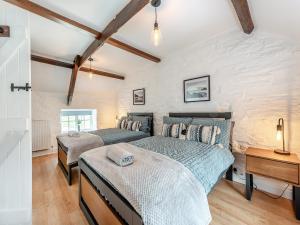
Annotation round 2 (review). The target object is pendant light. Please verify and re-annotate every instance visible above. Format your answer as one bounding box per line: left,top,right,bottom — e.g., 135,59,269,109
151,0,162,47
88,57,94,79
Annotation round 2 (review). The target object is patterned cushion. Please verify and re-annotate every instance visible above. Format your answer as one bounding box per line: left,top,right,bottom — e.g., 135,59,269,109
131,121,142,131
162,123,188,139
170,124,180,138
191,119,232,148
161,124,172,137
127,121,133,130
120,119,128,129
130,116,150,133
186,124,219,145
163,116,192,125
179,123,187,140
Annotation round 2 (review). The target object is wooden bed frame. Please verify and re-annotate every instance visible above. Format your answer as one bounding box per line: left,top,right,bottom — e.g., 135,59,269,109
57,112,154,185
79,112,234,225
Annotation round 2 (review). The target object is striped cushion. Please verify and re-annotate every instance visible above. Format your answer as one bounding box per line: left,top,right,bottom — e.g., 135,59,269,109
186,125,219,145
170,124,180,138
179,123,187,140
161,124,172,137
161,123,181,138
116,119,122,129
131,121,142,131
120,119,127,129
127,121,133,130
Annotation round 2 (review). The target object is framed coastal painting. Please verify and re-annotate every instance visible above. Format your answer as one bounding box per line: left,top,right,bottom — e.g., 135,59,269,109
183,75,210,103
133,88,145,105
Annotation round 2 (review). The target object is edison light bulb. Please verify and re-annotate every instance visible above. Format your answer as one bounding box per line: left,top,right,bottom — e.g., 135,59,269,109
276,130,282,141
89,71,93,79
151,23,162,47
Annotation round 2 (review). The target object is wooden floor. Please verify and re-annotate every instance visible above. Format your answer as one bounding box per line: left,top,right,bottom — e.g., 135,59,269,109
33,154,300,225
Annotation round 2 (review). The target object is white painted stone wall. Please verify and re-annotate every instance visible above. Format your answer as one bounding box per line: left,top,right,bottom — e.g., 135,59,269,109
118,30,300,199
32,91,118,152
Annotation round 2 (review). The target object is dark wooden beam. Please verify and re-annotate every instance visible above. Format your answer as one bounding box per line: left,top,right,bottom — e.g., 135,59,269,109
231,0,254,34
0,25,10,37
67,55,81,105
79,67,124,80
107,38,160,63
79,0,149,67
5,0,160,63
31,54,124,80
31,54,73,69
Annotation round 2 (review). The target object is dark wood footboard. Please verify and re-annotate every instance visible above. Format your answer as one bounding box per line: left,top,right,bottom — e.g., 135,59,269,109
57,140,77,185
79,159,143,225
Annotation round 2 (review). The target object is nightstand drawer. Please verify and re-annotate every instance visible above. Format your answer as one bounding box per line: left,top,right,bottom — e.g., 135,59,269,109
247,156,299,184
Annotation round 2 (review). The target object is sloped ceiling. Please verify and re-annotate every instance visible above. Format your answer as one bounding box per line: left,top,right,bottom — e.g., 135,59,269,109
29,0,300,92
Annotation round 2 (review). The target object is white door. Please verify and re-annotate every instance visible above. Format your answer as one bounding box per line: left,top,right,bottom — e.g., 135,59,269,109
0,2,32,225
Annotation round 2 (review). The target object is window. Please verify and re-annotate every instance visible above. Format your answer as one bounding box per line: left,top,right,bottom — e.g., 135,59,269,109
60,109,97,133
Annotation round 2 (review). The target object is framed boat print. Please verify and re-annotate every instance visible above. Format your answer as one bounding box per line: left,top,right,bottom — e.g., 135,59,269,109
184,75,210,103
133,88,145,105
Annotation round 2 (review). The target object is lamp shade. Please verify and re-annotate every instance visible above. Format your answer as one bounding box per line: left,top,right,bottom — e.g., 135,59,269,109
274,118,290,155
276,124,283,141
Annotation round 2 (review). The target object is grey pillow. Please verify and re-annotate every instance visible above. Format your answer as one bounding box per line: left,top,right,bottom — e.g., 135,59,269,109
130,116,150,133
163,116,192,125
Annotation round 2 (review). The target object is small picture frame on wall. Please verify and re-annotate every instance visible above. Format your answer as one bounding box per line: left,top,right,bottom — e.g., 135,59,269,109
133,88,145,105
184,75,210,103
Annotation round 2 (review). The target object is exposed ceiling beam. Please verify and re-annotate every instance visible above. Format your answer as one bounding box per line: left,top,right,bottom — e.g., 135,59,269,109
31,54,125,80
231,0,254,34
107,38,160,63
31,54,73,69
79,67,124,80
4,0,161,63
79,0,150,67
0,25,10,37
67,55,81,105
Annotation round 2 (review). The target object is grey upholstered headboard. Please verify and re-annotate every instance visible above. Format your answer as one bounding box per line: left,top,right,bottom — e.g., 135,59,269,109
168,112,233,151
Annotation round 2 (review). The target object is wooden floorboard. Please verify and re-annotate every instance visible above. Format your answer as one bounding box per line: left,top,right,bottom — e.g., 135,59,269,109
33,154,300,225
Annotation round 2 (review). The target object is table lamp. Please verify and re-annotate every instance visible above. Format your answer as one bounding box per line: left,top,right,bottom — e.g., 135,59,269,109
274,118,290,155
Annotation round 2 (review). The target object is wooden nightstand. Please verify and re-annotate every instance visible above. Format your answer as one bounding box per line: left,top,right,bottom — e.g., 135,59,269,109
245,147,300,219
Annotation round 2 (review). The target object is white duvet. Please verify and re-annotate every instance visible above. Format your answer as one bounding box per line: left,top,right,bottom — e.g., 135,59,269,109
81,143,212,225
57,132,104,164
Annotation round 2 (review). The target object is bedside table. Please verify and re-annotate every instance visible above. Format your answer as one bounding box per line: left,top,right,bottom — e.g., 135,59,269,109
245,147,300,219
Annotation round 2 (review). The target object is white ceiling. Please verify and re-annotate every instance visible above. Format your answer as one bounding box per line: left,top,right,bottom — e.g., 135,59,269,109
28,0,300,91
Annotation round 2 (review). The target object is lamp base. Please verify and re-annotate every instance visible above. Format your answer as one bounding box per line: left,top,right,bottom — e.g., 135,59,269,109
274,149,290,155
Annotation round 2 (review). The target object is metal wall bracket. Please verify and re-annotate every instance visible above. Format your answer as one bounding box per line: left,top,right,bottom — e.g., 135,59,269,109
11,83,31,92
0,26,10,37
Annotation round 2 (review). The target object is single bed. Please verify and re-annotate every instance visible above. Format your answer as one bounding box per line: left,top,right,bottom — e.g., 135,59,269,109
57,112,153,185
78,112,235,225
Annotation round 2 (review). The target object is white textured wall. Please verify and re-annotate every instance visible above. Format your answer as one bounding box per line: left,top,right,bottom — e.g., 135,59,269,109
119,30,300,152
32,91,118,151
118,30,300,198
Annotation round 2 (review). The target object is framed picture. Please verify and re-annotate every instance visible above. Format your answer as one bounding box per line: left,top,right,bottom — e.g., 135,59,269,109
183,75,210,103
133,88,145,105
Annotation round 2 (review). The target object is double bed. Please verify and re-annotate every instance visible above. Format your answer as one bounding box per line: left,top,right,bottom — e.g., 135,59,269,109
78,112,235,225
57,112,153,185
